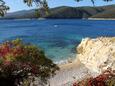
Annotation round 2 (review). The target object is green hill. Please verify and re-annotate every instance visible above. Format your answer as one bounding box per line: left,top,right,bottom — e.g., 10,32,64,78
1,4,115,19
46,6,105,19
91,8,115,18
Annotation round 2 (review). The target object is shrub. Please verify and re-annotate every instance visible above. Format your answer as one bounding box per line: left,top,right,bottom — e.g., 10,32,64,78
0,39,59,86
73,68,115,86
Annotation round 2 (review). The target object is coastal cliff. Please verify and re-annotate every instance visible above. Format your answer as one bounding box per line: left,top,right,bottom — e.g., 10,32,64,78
77,37,115,73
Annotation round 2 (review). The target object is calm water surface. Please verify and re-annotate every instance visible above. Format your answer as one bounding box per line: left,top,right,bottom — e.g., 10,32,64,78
0,19,115,63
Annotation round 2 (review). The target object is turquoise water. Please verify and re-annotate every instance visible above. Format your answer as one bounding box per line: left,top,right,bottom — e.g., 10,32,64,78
0,19,115,63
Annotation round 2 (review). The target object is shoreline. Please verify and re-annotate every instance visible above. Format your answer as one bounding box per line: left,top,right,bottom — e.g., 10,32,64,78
1,18,115,20
88,18,115,20
49,58,97,86
58,57,80,69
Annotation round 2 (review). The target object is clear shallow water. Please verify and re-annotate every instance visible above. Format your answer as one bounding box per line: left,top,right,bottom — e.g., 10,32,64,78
0,19,115,63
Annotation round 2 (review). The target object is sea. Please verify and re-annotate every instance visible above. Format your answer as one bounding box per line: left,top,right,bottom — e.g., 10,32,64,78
0,19,115,64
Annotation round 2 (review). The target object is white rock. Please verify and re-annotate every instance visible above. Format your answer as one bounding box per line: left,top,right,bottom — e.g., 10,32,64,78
77,37,115,73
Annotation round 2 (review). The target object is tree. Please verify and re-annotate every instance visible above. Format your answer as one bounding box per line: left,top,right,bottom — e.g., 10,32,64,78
24,0,49,16
0,0,9,16
24,0,113,7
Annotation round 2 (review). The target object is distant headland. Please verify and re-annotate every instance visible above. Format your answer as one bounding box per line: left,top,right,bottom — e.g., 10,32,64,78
1,4,115,19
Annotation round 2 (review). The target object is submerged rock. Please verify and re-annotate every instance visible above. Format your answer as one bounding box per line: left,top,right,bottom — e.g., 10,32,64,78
77,37,115,73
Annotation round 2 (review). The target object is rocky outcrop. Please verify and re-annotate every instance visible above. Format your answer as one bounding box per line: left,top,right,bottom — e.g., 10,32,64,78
77,37,115,73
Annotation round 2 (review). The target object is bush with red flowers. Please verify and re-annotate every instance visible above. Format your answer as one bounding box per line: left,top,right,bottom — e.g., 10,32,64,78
73,68,115,86
0,39,59,86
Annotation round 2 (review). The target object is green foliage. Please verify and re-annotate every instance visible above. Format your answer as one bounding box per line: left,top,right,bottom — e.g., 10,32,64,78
0,39,59,86
0,0,9,16
35,9,41,18
24,0,50,16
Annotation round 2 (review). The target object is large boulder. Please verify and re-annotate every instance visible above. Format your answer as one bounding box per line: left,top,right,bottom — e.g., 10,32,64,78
77,37,115,73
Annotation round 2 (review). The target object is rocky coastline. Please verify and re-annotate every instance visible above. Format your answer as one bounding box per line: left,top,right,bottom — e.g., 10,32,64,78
49,37,115,86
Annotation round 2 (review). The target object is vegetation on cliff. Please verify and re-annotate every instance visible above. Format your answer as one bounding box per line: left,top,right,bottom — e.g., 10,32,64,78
73,68,115,86
0,39,59,86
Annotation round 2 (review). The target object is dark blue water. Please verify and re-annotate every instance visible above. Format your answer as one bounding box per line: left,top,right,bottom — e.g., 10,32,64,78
0,19,115,63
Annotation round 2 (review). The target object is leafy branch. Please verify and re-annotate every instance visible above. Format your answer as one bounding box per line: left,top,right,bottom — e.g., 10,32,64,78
0,0,9,16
